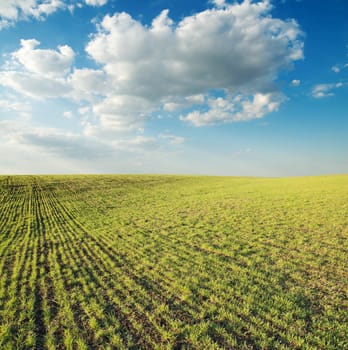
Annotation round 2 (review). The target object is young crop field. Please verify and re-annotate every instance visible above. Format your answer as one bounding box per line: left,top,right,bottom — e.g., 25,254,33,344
0,175,347,350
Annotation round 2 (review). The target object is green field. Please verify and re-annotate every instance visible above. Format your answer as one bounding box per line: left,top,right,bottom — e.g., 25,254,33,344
0,175,347,349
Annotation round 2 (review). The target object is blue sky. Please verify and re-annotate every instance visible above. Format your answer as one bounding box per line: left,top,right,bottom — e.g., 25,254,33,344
0,0,347,176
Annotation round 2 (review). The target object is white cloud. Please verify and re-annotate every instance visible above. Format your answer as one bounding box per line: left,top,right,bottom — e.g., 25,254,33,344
0,118,184,172
185,94,205,104
162,94,205,112
12,39,74,78
331,66,340,73
0,39,74,99
87,4,302,98
0,119,147,160
291,79,301,86
311,83,343,98
181,93,283,126
83,1,302,128
163,102,184,112
0,71,70,99
0,0,110,29
69,68,109,101
30,0,64,18
91,95,155,132
0,0,65,28
84,0,108,6
0,0,303,133
210,0,227,8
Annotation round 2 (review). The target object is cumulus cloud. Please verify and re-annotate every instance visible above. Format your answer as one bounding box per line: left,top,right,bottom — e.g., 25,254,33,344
0,0,303,131
1,41,106,102
91,95,156,132
12,39,74,78
69,68,109,101
83,0,302,127
180,93,283,126
0,71,70,99
311,83,343,98
0,39,74,99
163,102,182,112
0,0,65,28
87,3,302,97
331,66,340,73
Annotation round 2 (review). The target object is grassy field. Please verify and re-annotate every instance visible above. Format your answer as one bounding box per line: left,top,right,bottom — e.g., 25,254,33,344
0,175,347,349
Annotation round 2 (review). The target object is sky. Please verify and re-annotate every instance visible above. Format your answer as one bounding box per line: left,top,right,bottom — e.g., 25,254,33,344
0,0,347,176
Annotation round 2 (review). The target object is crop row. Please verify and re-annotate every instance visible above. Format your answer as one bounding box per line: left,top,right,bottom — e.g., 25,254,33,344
0,175,347,349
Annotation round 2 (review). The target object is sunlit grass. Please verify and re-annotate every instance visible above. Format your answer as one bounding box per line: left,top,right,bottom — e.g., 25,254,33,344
0,175,347,349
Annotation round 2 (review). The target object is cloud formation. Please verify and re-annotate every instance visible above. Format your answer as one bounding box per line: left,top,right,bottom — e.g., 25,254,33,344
311,83,343,98
0,0,108,29
0,39,74,99
0,0,303,131
0,71,70,99
180,93,283,126
0,118,184,170
85,0,302,127
13,39,74,78
85,0,108,6
0,0,64,28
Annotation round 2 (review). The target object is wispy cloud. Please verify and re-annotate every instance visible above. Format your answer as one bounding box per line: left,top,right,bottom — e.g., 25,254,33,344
311,83,344,98
0,0,108,29
159,134,185,145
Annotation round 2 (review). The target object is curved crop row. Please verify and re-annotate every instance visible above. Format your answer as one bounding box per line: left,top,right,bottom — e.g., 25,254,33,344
0,175,347,349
